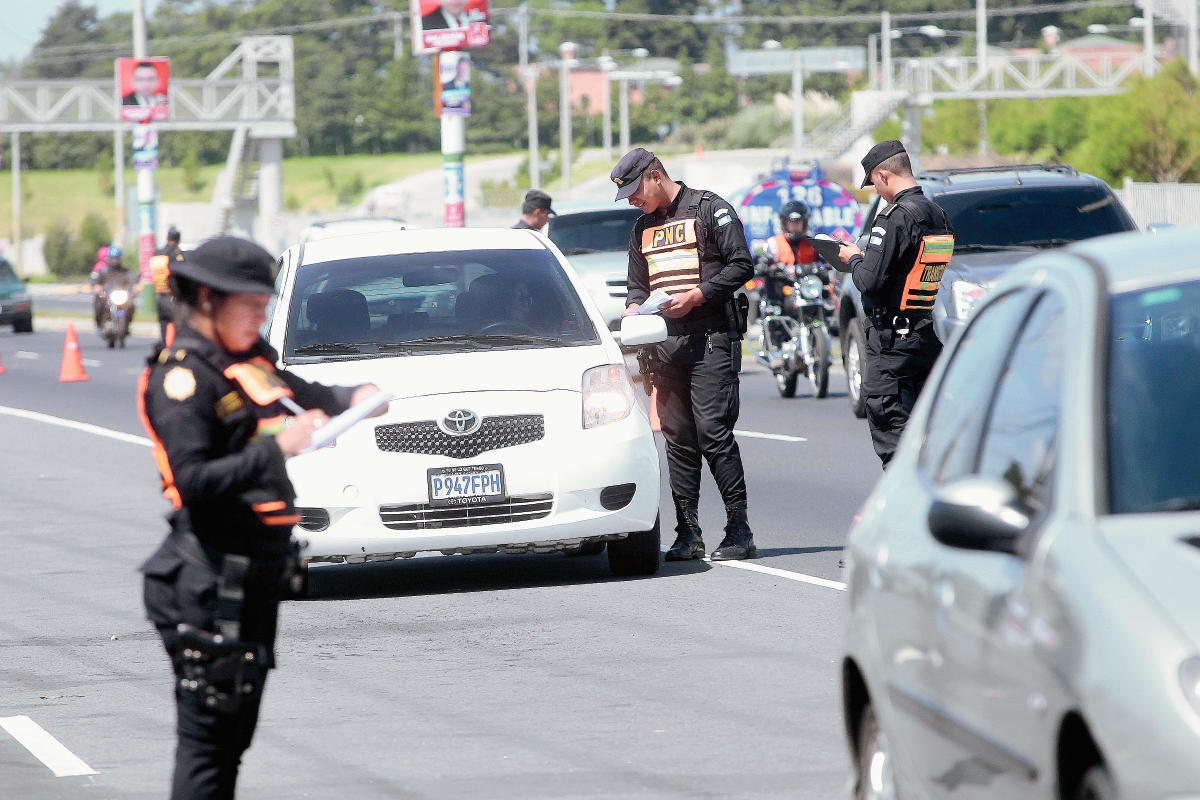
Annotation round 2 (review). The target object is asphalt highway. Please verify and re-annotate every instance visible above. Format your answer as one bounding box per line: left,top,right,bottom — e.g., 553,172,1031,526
0,325,883,799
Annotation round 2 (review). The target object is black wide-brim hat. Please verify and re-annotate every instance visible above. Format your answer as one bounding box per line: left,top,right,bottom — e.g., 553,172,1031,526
860,139,907,188
171,236,277,295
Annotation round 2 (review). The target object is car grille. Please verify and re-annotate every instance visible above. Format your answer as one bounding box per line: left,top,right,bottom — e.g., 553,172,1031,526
375,414,545,459
379,493,554,530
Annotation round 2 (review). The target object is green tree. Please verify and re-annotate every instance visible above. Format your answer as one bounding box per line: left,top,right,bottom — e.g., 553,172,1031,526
44,219,85,279
97,148,115,197
79,213,112,272
180,148,207,194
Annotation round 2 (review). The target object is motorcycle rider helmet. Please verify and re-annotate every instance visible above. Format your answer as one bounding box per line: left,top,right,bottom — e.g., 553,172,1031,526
108,243,123,258
780,201,810,245
169,236,277,305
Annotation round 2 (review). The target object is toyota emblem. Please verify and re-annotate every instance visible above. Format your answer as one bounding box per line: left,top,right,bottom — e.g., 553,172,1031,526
440,409,481,436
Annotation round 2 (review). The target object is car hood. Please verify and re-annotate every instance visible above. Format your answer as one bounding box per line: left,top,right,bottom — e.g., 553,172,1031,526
1099,513,1200,649
284,343,618,399
943,249,1040,289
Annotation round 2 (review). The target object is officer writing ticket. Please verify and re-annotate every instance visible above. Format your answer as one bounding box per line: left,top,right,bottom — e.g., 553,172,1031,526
638,288,672,314
295,390,394,454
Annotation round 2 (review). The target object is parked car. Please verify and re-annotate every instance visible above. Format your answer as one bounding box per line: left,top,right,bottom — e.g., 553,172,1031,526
298,216,407,244
0,257,33,333
544,205,642,331
838,164,1138,417
266,227,663,585
842,227,1200,800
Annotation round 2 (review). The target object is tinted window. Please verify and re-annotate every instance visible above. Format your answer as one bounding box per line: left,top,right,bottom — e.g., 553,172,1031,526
977,294,1066,515
936,185,1133,248
283,249,598,362
920,290,1031,484
1108,279,1200,513
547,209,641,254
0,259,17,283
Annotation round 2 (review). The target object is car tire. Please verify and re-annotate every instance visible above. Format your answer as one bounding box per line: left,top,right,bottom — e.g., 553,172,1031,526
607,515,661,577
567,540,606,557
855,703,896,800
13,314,33,334
809,325,830,399
846,317,868,419
1077,765,1116,800
776,369,798,398
283,562,310,600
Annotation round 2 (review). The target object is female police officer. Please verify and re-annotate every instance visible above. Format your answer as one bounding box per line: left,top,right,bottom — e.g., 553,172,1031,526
137,236,384,800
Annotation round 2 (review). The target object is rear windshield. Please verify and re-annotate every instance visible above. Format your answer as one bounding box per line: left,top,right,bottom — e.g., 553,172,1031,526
1108,279,1200,513
283,248,599,362
936,185,1133,248
547,209,641,254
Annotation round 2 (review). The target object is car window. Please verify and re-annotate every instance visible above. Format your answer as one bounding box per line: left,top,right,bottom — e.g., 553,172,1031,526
976,294,1067,516
283,248,599,362
1108,279,1200,513
934,185,1134,248
547,209,641,254
0,259,17,283
919,290,1032,484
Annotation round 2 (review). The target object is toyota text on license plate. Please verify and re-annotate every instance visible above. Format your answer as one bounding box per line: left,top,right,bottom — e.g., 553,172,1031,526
427,464,506,507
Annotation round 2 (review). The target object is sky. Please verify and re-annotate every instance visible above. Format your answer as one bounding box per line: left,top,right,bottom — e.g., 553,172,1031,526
0,0,160,63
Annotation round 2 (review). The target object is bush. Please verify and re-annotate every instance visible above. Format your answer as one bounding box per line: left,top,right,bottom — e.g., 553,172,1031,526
44,219,86,279
181,148,207,194
79,213,111,267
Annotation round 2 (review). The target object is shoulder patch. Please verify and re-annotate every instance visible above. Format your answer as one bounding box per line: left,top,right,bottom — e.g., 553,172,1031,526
163,366,197,401
215,390,244,419
879,204,897,218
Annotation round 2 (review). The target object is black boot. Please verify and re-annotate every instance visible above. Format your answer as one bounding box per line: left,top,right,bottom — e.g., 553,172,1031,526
711,504,757,561
664,496,704,561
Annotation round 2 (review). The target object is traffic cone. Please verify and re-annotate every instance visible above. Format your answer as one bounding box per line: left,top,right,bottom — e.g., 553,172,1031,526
58,323,90,382
164,322,176,347
0,350,5,375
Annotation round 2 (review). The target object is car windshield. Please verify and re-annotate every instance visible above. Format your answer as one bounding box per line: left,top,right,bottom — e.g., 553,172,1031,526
1108,279,1200,513
0,259,18,284
283,248,599,362
935,185,1133,249
547,209,641,254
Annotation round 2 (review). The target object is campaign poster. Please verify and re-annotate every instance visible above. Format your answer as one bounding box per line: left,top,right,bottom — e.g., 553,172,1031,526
115,57,170,122
132,126,158,170
438,52,472,116
410,0,490,55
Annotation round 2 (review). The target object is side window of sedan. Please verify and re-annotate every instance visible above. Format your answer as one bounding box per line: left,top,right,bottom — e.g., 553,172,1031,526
919,290,1031,484
976,293,1067,516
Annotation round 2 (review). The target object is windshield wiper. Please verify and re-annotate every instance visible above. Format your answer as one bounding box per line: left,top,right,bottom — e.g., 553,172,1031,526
292,342,365,355
953,243,1038,253
1015,237,1077,249
467,334,571,347
1144,496,1200,512
559,247,605,255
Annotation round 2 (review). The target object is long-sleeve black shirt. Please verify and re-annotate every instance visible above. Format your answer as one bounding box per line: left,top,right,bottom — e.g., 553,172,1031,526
849,186,952,314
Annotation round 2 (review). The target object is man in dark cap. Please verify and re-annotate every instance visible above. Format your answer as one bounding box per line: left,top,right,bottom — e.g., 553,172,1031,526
614,147,757,561
150,227,185,342
513,189,555,231
836,140,954,466
137,236,386,799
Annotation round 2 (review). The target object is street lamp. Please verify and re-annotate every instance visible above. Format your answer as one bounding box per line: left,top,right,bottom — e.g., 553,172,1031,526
599,55,616,161
559,42,577,195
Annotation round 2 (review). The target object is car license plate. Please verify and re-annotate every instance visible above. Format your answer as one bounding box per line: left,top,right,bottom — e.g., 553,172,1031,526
427,464,505,507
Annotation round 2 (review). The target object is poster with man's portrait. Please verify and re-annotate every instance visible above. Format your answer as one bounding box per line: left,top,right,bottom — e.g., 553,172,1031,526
116,57,170,122
438,53,471,116
410,0,490,55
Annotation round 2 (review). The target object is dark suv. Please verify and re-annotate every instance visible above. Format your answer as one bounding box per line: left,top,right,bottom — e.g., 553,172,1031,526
838,164,1137,417
0,257,33,333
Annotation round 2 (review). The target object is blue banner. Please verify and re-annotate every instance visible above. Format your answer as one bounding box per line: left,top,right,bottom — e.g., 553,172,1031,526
732,162,864,255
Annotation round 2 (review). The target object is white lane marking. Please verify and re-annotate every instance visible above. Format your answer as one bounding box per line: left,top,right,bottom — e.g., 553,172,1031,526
713,559,846,590
733,429,807,442
0,405,151,447
81,359,102,367
16,351,40,360
0,716,98,777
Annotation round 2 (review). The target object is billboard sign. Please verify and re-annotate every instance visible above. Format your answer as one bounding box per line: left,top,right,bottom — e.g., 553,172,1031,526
438,53,472,116
732,163,863,255
115,57,170,122
410,0,490,55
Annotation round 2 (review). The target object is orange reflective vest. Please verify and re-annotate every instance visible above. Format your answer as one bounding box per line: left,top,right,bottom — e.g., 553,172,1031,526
770,234,817,266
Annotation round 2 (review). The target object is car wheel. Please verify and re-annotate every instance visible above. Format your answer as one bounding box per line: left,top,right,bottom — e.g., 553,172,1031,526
856,704,896,800
13,314,33,334
567,540,606,557
607,515,661,576
776,369,798,398
846,317,868,419
809,326,830,399
1077,765,1116,800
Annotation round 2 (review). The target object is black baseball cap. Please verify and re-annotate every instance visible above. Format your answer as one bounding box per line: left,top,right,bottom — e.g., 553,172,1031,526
860,139,907,188
610,147,656,201
522,189,555,215
171,236,277,295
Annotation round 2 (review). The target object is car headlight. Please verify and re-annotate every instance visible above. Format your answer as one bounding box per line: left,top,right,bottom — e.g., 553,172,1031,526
108,289,129,305
952,281,985,319
582,364,635,429
799,274,823,300
1180,657,1200,718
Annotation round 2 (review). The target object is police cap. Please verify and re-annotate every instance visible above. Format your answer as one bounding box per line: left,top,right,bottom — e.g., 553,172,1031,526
171,236,276,295
522,189,555,215
610,147,657,201
860,139,907,188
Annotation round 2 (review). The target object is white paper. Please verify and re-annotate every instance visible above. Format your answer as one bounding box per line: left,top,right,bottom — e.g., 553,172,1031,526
299,390,394,454
638,289,672,315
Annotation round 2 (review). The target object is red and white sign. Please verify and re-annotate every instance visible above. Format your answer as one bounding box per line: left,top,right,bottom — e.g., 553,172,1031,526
410,0,490,55
115,57,170,123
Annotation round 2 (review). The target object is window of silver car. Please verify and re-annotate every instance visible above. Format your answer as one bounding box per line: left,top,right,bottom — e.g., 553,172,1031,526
919,290,1031,484
976,294,1067,518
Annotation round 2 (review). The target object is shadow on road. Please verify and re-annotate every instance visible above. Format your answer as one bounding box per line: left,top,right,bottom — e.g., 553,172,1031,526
303,551,711,601
754,545,844,557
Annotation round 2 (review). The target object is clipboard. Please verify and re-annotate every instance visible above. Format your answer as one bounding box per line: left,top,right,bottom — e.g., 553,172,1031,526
804,236,847,265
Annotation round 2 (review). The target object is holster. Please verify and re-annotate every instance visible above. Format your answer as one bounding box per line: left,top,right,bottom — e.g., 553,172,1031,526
725,295,750,340
175,623,268,714
636,348,657,396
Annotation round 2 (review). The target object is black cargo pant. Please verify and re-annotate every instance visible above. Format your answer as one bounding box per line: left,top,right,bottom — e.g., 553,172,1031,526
156,293,175,342
652,327,748,508
863,320,941,467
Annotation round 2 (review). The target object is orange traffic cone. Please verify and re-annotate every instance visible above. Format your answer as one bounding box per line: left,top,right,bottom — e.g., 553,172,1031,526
59,323,90,382
0,350,5,375
164,322,176,347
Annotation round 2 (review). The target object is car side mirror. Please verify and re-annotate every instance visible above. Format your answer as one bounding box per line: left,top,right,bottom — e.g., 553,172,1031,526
617,314,668,347
927,477,1029,555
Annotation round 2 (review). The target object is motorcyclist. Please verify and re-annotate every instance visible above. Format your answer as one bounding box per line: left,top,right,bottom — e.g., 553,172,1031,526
762,201,819,271
93,244,134,328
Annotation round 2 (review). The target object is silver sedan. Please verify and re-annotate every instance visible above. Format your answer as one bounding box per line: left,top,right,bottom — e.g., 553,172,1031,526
842,227,1200,800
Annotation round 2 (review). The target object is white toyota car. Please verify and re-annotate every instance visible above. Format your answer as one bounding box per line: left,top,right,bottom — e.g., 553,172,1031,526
266,228,663,583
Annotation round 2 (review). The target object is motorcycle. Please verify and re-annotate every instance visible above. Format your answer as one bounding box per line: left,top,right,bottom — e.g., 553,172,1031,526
98,273,137,349
750,257,834,399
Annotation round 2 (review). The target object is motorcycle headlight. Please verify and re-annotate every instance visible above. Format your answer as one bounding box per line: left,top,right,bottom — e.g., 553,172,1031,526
582,364,635,429
1180,657,1200,718
799,274,823,300
952,281,985,320
108,289,129,305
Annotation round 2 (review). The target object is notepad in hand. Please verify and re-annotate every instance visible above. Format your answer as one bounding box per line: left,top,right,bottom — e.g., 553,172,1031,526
805,235,849,265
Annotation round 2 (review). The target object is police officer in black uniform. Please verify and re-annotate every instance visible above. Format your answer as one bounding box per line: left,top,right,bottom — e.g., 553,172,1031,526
138,237,385,800
837,141,954,466
613,148,757,561
151,227,185,342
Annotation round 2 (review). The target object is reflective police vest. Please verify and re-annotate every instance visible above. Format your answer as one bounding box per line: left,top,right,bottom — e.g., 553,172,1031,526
880,199,954,313
149,254,171,294
639,193,716,296
770,234,817,267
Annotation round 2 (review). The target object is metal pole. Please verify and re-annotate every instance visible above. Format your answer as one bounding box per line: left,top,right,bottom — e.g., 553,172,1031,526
114,129,125,240
519,8,540,190
619,78,630,154
133,0,147,59
257,138,283,254
393,13,404,60
976,0,987,77
559,42,574,196
1143,0,1155,76
881,12,893,92
868,34,878,90
1189,0,1199,77
133,0,157,312
978,100,989,157
791,52,804,157
11,132,20,272
442,113,466,227
901,102,921,175
600,56,614,162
